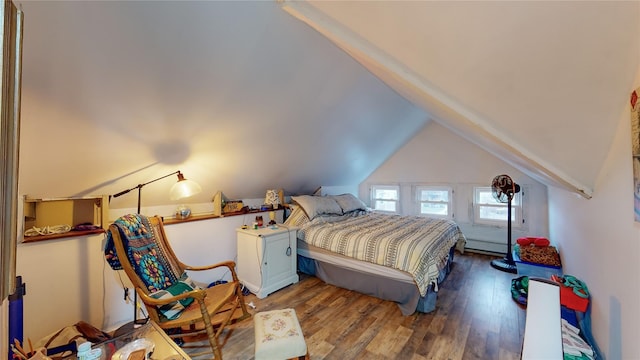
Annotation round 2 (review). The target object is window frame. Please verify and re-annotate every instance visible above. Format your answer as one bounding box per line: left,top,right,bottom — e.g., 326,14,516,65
473,186,524,228
414,185,453,219
370,184,400,214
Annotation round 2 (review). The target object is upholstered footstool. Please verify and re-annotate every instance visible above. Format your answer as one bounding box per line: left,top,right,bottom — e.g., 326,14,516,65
254,308,308,360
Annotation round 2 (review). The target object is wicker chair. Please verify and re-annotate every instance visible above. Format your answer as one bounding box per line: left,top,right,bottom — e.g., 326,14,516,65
106,214,250,359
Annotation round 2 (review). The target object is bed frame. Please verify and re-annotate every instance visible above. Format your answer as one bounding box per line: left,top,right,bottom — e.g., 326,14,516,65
297,240,456,315
284,194,463,315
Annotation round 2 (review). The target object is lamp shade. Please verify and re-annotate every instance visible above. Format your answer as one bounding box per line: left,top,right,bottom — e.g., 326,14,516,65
265,189,280,208
169,173,202,200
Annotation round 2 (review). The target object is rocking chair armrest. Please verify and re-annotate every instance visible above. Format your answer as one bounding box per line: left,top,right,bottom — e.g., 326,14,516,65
137,287,207,306
183,260,237,273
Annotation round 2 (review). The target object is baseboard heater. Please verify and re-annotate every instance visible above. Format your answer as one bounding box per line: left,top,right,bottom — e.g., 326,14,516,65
464,238,508,255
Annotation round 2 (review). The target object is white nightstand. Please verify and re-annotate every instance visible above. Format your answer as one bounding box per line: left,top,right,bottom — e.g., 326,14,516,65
236,225,299,299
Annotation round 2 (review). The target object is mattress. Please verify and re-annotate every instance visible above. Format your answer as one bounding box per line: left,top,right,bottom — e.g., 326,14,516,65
297,240,414,283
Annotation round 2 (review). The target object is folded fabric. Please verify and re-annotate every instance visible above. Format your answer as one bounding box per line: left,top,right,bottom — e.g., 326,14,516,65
510,276,529,306
552,275,590,312
517,237,534,246
562,319,594,359
534,237,550,247
149,275,199,320
517,237,550,247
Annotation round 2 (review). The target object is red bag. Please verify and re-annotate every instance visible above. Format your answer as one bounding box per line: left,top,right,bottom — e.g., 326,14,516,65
551,275,590,312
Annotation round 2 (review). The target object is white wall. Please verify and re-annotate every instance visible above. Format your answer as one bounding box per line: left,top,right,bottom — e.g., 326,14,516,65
15,209,282,342
16,233,120,342
317,185,359,196
359,121,549,253
548,71,640,359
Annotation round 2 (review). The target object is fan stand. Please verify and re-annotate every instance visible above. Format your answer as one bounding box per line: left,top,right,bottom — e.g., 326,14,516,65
491,194,518,274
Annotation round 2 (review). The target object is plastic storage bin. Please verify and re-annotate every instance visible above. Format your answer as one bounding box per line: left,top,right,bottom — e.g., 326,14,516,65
513,251,562,279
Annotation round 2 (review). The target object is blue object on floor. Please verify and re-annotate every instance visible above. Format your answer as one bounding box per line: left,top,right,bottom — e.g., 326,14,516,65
208,280,228,288
561,304,603,359
576,306,603,359
208,280,251,296
9,276,25,359
561,305,578,327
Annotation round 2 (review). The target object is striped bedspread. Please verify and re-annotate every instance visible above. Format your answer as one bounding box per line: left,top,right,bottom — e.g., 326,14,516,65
297,212,466,296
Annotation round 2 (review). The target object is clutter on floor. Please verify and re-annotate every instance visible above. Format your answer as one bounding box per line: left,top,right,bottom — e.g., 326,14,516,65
516,237,561,267
513,237,563,279
511,236,599,359
31,321,111,359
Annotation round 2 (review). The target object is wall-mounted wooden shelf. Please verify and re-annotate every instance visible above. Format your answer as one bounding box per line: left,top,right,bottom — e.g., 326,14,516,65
163,207,283,225
163,212,220,225
21,229,105,244
20,199,283,242
21,195,109,244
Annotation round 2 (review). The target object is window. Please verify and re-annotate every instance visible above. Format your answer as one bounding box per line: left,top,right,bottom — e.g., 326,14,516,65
473,186,523,227
371,185,400,213
415,186,453,219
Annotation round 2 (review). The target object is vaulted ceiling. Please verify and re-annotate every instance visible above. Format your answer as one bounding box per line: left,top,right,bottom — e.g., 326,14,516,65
283,1,640,198
17,1,639,210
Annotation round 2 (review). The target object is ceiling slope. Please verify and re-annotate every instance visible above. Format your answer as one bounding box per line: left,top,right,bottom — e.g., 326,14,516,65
18,1,427,209
282,1,640,198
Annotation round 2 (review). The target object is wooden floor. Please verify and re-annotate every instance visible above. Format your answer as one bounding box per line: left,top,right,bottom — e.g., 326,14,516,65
191,252,526,360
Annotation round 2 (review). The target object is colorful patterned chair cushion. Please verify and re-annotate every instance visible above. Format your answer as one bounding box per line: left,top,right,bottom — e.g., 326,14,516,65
105,214,196,318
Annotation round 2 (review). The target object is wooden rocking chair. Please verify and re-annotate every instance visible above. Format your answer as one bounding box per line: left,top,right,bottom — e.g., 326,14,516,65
106,214,251,359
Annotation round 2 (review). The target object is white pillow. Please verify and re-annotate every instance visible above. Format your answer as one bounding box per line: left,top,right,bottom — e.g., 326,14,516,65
284,206,311,227
331,193,367,213
291,195,342,220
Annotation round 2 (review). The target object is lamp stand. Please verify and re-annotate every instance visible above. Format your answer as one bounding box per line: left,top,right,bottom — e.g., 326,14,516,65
132,187,147,327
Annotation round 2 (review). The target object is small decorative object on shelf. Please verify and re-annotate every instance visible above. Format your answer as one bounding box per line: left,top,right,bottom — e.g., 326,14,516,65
175,205,191,219
223,200,244,214
255,215,264,227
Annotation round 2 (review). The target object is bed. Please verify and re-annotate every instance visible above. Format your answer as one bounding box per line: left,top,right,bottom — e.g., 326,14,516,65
284,194,466,315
